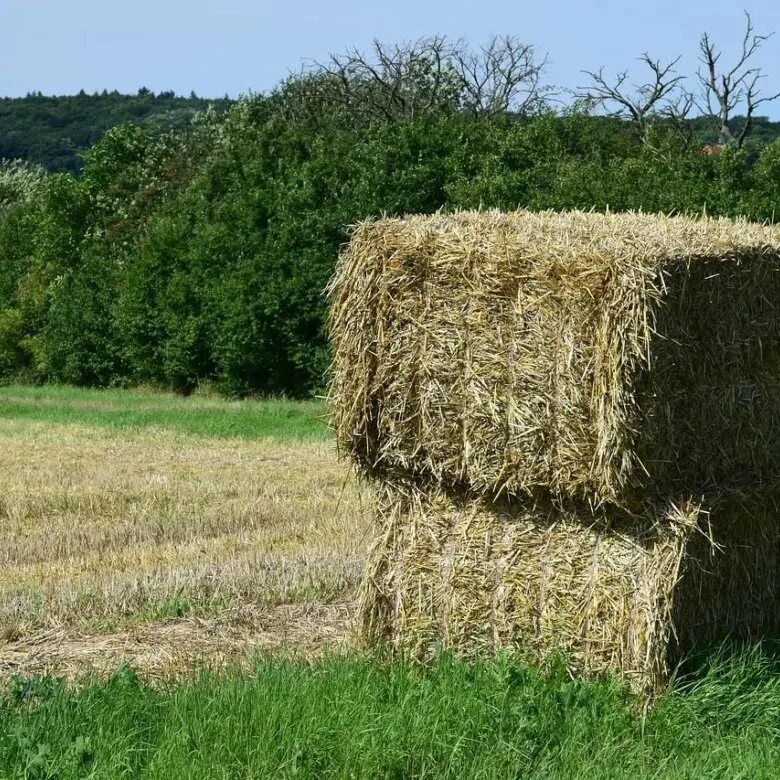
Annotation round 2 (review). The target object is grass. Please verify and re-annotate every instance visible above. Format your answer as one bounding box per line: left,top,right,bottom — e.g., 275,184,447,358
2,648,779,779
0,384,328,440
0,385,365,677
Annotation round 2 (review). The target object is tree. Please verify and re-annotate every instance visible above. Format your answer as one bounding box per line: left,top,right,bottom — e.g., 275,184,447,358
277,36,550,125
697,12,780,147
578,54,688,140
450,36,552,116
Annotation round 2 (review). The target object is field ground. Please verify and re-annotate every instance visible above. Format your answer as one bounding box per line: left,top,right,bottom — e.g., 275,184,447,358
0,385,367,680
1,385,779,778
0,384,326,441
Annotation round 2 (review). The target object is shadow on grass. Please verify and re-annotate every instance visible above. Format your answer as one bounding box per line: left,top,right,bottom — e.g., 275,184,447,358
669,638,780,694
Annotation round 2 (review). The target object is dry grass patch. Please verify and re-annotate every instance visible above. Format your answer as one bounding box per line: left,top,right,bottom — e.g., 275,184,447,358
0,419,367,659
0,604,352,682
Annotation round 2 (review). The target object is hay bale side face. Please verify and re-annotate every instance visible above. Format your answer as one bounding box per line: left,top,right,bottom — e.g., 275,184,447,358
329,211,780,505
636,258,780,495
361,484,780,693
359,482,699,694
671,494,780,655
329,212,619,501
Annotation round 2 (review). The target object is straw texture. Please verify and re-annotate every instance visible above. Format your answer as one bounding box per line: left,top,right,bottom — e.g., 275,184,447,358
359,482,695,693
671,492,780,652
329,209,780,693
329,210,780,507
359,483,779,694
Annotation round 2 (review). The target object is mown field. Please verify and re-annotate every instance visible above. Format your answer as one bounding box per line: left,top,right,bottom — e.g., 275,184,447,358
1,385,779,778
0,385,367,679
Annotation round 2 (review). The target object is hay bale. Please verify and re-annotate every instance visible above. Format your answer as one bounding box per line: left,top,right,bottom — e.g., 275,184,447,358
329,210,780,507
359,482,779,694
671,492,780,652
329,209,780,692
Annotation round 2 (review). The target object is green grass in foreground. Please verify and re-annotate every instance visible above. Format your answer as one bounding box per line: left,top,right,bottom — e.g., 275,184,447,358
2,650,779,779
0,384,327,440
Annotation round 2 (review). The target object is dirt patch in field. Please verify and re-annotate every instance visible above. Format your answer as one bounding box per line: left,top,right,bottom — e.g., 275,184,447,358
0,602,355,682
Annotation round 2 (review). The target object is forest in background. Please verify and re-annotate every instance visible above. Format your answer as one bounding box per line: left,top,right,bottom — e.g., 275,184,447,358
0,90,233,173
2,31,780,397
2,91,779,176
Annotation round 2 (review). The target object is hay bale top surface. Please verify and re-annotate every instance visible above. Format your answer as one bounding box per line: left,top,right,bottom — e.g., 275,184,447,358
328,210,780,507
340,210,780,271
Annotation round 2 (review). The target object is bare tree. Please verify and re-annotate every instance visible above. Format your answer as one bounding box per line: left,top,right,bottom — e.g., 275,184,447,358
318,35,459,121
697,12,780,147
578,54,688,139
277,36,550,124
662,91,696,147
451,36,551,116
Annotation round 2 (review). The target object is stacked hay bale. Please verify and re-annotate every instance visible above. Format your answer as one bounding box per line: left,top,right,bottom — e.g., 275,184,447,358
328,210,780,693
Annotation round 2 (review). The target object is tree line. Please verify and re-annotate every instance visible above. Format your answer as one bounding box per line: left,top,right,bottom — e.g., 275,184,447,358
0,89,233,173
1,21,780,396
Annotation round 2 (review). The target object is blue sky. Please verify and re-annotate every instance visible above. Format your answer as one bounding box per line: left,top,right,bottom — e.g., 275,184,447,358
1,1,779,117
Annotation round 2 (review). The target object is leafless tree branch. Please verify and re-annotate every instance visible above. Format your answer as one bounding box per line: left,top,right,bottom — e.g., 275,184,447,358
697,11,780,146
577,54,687,139
661,90,696,146
277,36,551,124
450,36,551,116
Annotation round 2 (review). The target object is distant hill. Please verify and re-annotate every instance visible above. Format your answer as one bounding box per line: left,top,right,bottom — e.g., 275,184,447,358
0,89,234,173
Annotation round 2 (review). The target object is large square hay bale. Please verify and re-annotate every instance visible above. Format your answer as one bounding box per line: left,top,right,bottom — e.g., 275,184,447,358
360,482,779,694
329,211,780,507
330,209,780,691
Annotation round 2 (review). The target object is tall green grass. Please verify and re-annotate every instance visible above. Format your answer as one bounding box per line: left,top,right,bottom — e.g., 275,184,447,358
0,384,328,440
1,649,779,779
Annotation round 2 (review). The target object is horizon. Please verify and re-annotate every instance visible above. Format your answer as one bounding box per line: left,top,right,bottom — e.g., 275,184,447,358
1,1,779,119
3,88,780,126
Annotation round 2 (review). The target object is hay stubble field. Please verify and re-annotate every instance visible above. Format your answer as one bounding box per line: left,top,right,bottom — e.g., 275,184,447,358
0,386,368,679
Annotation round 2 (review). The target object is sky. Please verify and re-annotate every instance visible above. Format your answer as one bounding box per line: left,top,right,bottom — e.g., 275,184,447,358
1,1,779,118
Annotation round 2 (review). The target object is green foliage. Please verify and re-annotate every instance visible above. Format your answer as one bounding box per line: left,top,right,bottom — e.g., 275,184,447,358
0,308,25,375
1,649,779,778
0,159,46,212
0,91,233,173
1,84,779,396
745,139,780,220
